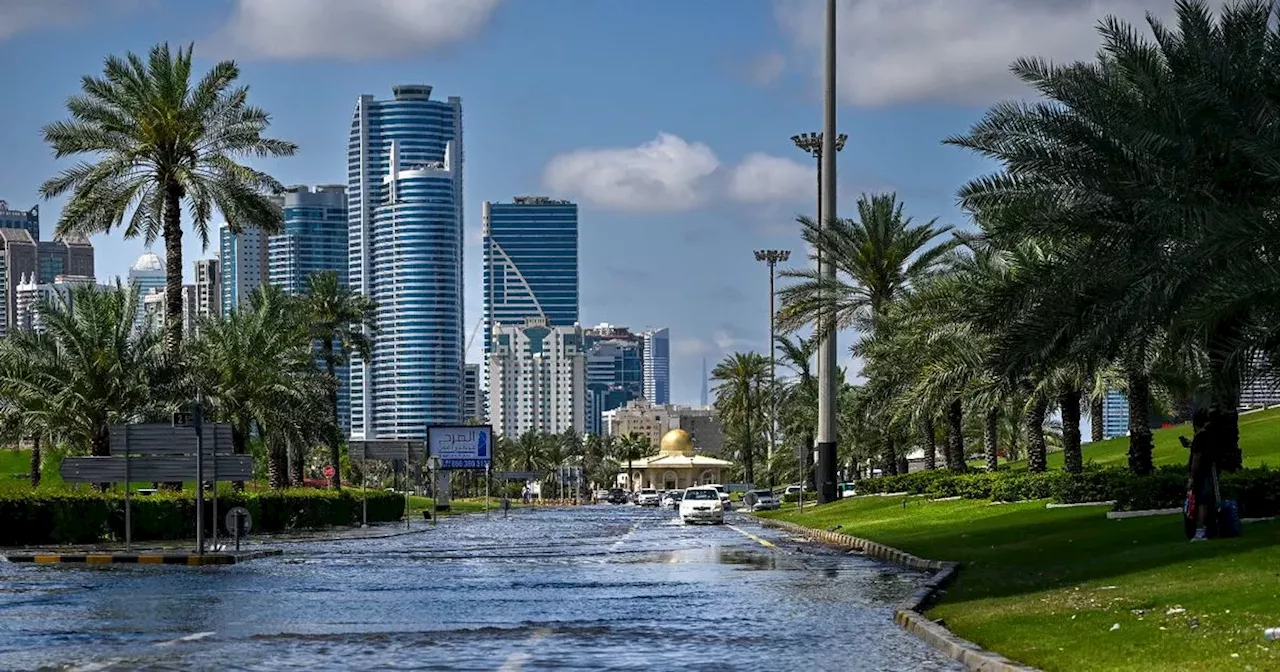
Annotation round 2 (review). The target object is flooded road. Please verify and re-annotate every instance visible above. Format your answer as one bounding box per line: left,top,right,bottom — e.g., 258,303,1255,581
0,505,961,671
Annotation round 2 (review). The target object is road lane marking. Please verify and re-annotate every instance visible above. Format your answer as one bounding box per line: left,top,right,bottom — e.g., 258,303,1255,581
728,525,777,549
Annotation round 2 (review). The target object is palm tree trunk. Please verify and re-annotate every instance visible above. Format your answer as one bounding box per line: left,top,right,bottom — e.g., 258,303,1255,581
324,338,342,490
1125,368,1154,476
1025,395,1049,473
984,408,999,472
163,178,185,357
231,423,248,491
921,418,936,471
1206,325,1243,472
29,434,41,488
267,432,288,490
946,398,965,472
290,441,304,487
896,441,908,475
881,436,898,476
1090,394,1104,443
1060,389,1083,474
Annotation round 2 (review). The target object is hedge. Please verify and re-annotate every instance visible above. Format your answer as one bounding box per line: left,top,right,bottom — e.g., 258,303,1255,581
852,465,1280,517
0,489,405,547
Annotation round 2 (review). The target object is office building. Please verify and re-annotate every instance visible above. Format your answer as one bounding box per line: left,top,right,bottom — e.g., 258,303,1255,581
489,318,585,437
128,252,166,332
0,201,39,239
269,184,348,294
37,237,93,284
1239,350,1280,408
194,258,221,322
1100,388,1129,440
348,84,464,439
463,363,484,422
13,274,96,333
0,228,37,336
482,196,578,355
582,323,645,436
220,220,271,315
142,285,195,335
642,327,671,404
602,398,724,456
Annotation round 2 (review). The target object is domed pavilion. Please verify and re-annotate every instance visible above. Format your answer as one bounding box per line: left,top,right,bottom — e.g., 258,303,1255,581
619,428,732,491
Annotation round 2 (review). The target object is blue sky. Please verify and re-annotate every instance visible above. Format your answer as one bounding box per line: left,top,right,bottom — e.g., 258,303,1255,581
0,0,1174,406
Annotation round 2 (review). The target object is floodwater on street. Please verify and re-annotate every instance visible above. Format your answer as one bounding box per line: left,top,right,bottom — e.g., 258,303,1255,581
0,505,963,671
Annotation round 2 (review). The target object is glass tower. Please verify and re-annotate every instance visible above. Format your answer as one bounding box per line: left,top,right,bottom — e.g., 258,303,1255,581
482,197,579,355
348,85,464,440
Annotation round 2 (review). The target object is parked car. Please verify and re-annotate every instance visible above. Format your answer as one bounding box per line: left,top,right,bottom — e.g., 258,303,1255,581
838,482,857,498
637,488,661,507
707,484,733,511
607,488,629,505
784,484,803,498
745,489,780,511
662,491,684,508
595,489,611,503
680,486,724,524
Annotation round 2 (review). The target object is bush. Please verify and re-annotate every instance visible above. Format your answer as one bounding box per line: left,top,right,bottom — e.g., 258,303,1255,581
850,465,1280,518
0,488,404,547
782,492,818,503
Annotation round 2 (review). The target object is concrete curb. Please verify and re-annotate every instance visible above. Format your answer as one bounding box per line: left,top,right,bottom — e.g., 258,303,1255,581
1,549,282,565
1106,507,1181,520
757,518,1040,672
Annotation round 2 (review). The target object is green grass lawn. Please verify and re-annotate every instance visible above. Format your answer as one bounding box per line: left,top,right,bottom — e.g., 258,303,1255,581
981,406,1280,471
761,496,1280,671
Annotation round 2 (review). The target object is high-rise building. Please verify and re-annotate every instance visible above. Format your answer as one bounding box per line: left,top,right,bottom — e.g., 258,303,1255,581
0,201,39,239
489,318,585,437
348,84,464,440
642,328,671,404
142,285,196,334
269,184,348,294
220,221,271,315
269,184,352,432
194,258,221,322
1100,388,1129,440
582,323,645,436
482,196,579,356
14,274,96,333
463,363,484,422
0,228,38,337
127,252,166,332
602,399,724,456
1239,350,1280,408
36,237,93,284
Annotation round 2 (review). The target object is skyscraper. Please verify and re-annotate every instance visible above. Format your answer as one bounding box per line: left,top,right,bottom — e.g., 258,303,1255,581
0,201,39,239
127,252,166,332
269,184,348,294
348,85,464,440
489,318,585,437
642,328,671,404
269,184,352,432
220,221,270,315
0,228,38,337
1100,388,1129,440
194,258,221,322
582,323,644,436
482,196,578,355
463,363,484,422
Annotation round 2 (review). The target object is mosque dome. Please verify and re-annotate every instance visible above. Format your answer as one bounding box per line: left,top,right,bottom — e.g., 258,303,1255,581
131,252,163,272
658,429,695,457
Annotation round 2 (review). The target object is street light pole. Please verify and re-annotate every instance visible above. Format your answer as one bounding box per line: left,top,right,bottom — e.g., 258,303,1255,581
754,249,790,487
816,0,840,505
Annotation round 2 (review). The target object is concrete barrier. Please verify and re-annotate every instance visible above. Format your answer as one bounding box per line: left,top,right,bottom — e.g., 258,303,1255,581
757,518,1040,672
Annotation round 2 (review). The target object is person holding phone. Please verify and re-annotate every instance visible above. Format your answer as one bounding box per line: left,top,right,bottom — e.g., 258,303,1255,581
1181,408,1214,541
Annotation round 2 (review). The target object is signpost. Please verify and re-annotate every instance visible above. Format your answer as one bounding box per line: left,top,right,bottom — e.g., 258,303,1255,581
225,506,252,551
62,419,241,552
323,465,336,480
348,439,425,528
428,425,493,513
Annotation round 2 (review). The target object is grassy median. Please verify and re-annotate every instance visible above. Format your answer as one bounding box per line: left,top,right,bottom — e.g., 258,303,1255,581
761,497,1280,671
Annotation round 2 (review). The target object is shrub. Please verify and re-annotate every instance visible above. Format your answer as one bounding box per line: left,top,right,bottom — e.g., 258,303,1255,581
850,465,1280,518
0,488,404,547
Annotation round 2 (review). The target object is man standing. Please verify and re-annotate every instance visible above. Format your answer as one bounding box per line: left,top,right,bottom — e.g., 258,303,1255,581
1182,408,1215,541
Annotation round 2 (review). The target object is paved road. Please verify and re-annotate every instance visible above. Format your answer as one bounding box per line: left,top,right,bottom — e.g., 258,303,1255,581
0,505,962,671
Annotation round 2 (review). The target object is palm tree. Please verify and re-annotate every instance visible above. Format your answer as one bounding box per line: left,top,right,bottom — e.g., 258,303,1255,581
299,271,376,489
712,352,770,486
616,432,650,491
40,43,297,356
0,284,165,464
514,431,547,473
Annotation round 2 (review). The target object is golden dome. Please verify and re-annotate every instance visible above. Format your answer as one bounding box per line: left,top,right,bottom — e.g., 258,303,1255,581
658,429,695,457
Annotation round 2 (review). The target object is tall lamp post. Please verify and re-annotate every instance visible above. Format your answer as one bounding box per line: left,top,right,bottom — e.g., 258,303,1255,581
754,249,790,486
790,0,842,504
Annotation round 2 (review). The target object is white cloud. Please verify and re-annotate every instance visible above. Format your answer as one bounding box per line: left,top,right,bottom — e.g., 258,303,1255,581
726,153,813,204
674,338,714,358
0,0,138,40
773,0,1175,107
542,132,720,212
746,51,787,86
211,0,502,60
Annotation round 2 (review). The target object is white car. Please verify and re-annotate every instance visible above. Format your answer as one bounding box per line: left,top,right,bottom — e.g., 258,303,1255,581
662,491,683,508
637,488,661,507
680,486,725,524
745,489,780,511
707,484,733,511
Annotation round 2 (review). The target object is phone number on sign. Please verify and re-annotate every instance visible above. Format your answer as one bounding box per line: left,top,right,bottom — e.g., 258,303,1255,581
440,459,490,469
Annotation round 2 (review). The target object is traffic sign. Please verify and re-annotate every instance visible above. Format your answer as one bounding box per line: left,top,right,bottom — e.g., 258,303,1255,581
172,411,193,427
226,506,252,535
323,465,336,479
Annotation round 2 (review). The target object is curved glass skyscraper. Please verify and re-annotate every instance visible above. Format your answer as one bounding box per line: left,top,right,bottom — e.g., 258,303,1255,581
348,85,464,440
